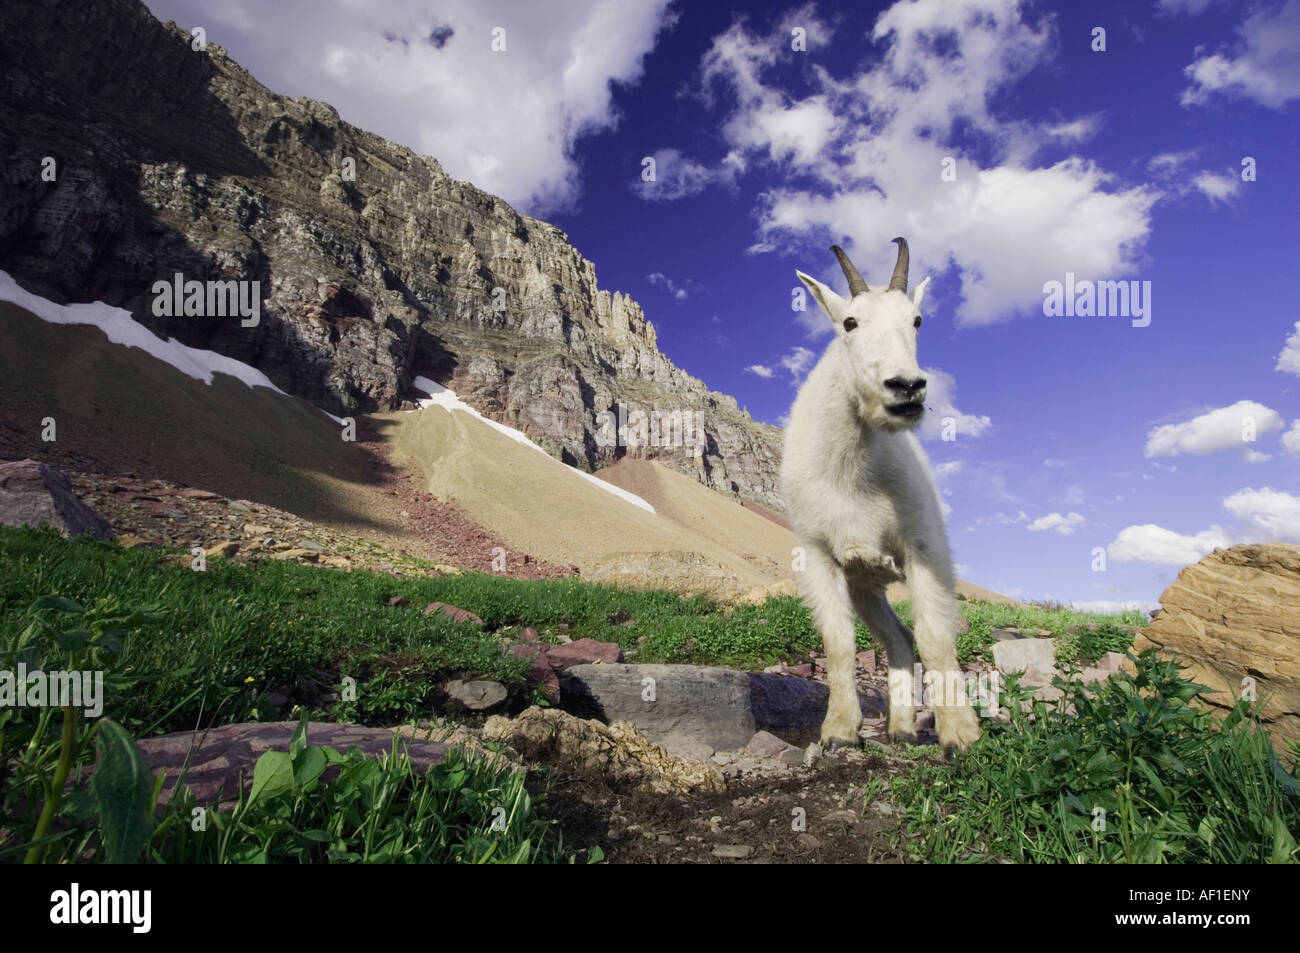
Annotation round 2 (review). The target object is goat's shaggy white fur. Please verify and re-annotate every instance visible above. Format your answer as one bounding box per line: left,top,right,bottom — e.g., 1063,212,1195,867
781,241,981,753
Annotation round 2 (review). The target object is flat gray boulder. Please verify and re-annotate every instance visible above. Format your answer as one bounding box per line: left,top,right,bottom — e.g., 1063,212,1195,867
0,459,114,539
992,637,1057,675
127,722,450,810
558,663,883,749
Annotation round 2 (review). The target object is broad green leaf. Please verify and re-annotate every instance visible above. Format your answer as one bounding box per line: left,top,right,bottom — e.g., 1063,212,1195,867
293,746,328,789
55,628,91,651
89,719,155,864
248,750,295,806
33,595,84,614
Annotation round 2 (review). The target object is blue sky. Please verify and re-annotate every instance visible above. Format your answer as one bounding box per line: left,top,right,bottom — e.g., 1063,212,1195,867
140,0,1300,609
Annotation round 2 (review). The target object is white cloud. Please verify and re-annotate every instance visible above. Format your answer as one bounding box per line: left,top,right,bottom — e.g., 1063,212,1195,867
933,461,963,480
1043,457,1068,468
1147,150,1198,175
1181,0,1300,108
1044,116,1102,143
1144,400,1285,459
1277,321,1300,375
1108,487,1300,566
1222,487,1300,542
779,346,816,384
745,364,774,379
634,148,740,202
1157,0,1218,14
1068,599,1159,615
972,510,1029,529
917,367,992,440
1283,420,1300,455
1108,523,1231,565
692,0,1157,326
1193,171,1241,204
142,0,675,214
1028,511,1085,535
646,272,687,300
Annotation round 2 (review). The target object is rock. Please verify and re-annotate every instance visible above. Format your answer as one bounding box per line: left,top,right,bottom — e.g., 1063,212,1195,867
659,738,715,763
786,663,814,678
119,722,449,811
241,523,273,537
990,627,1024,641
712,844,753,859
796,833,821,849
423,602,484,626
743,730,798,761
176,488,223,501
992,637,1057,675
856,650,876,673
0,459,114,540
271,548,317,562
1097,651,1126,673
204,540,239,559
1139,544,1300,752
803,742,824,768
558,663,883,749
544,637,623,669
511,643,560,703
443,679,508,712
387,596,409,607
482,706,724,793
320,556,352,569
1149,608,1162,621
520,626,540,642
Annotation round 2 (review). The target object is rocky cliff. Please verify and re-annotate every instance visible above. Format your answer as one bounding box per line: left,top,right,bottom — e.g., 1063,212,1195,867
0,0,783,508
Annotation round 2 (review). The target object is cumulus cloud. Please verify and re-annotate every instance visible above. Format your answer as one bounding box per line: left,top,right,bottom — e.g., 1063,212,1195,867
1181,0,1300,108
688,0,1157,326
1108,487,1300,566
745,364,775,378
1222,487,1300,541
1028,512,1085,535
933,461,963,480
1283,420,1300,455
1144,400,1285,459
1277,321,1300,375
1108,524,1231,565
917,367,992,441
142,0,674,214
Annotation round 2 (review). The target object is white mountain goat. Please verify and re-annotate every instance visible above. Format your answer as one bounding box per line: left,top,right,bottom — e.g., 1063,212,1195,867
781,239,981,753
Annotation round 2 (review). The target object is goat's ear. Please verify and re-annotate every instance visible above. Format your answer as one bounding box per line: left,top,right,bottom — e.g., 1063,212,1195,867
795,270,847,325
912,275,932,310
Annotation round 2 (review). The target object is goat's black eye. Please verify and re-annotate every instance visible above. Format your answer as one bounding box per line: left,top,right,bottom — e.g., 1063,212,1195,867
842,317,858,332
913,315,922,330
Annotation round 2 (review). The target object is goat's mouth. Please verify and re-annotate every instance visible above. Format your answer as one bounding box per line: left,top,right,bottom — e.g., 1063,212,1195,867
886,401,925,419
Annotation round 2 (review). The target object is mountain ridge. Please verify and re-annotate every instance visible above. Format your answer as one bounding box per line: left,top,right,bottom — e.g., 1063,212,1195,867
0,0,784,508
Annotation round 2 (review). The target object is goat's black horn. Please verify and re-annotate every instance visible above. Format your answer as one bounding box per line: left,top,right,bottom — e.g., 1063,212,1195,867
830,244,869,296
889,237,909,292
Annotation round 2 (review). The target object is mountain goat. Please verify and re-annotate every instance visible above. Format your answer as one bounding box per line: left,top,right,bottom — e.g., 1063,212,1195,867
781,239,981,753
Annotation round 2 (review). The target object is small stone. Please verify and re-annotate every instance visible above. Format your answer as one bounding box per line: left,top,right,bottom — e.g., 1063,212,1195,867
388,596,409,607
743,730,799,761
271,548,317,561
320,556,352,569
204,540,239,559
423,602,484,626
1098,651,1126,672
796,833,821,849
443,679,508,712
544,638,623,668
520,626,540,642
856,650,876,672
712,844,753,859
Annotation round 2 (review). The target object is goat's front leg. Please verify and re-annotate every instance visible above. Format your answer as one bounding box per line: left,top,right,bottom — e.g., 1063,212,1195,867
905,555,981,754
799,545,863,748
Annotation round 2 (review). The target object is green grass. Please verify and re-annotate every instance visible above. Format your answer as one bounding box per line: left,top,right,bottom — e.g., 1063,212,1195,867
885,656,1300,863
4,523,1293,865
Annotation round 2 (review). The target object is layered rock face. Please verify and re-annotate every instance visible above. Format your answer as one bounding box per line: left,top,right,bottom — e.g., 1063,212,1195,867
0,0,783,508
1138,544,1300,753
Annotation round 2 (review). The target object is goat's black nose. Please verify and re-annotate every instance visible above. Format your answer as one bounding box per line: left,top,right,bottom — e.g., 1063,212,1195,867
884,376,926,395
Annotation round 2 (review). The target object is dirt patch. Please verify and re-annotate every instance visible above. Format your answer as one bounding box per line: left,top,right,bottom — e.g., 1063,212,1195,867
531,749,922,863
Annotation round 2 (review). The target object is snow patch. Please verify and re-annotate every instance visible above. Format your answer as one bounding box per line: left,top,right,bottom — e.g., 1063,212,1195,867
411,375,656,514
0,271,345,424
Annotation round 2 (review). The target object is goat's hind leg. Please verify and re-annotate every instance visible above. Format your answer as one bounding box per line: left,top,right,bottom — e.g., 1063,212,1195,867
850,586,917,745
801,547,863,748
